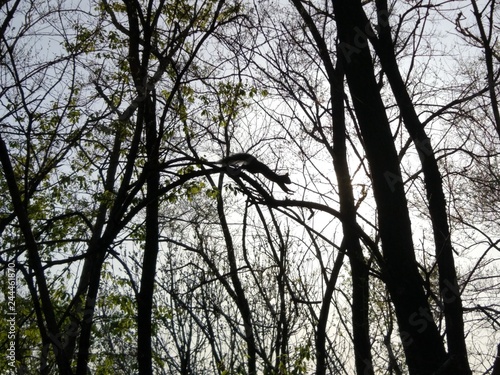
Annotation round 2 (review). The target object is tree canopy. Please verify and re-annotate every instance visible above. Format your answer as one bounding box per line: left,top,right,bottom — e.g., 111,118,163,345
1,0,499,374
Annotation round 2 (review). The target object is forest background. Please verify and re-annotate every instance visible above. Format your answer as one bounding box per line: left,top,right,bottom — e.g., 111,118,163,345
0,0,499,374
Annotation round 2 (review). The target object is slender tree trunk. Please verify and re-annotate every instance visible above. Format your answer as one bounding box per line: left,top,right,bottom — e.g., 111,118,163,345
330,58,373,375
75,250,106,375
0,136,74,375
316,246,345,374
288,2,374,372
469,0,500,138
331,1,448,373
121,1,161,370
371,1,471,372
68,121,123,364
308,93,373,375
217,193,257,375
138,94,160,374
75,89,145,375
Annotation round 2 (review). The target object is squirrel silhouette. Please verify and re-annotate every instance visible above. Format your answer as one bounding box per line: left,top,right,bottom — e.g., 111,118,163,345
218,153,292,193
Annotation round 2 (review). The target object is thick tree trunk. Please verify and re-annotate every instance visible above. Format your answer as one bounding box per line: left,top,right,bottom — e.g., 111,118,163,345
332,1,448,373
371,1,471,372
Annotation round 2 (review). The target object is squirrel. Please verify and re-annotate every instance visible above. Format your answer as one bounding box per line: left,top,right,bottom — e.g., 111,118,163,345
217,152,292,193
